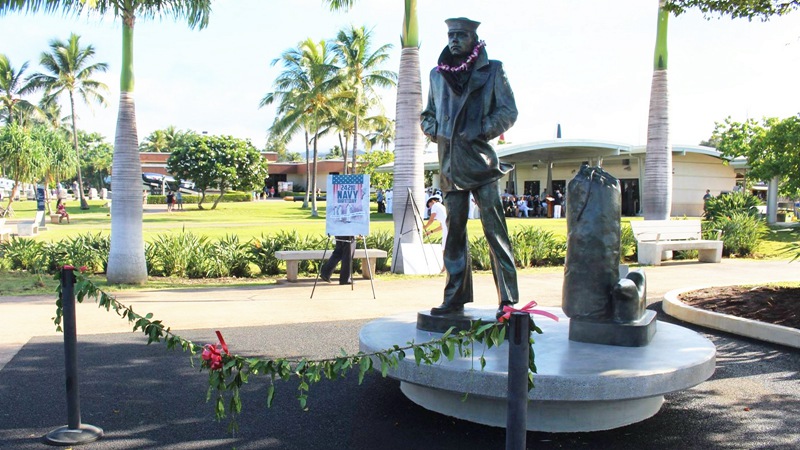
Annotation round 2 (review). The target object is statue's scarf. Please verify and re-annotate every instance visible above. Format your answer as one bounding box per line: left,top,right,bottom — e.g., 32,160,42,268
436,42,486,96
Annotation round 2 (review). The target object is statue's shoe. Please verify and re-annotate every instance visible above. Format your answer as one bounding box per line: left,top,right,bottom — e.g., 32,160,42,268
430,303,464,315
496,301,516,319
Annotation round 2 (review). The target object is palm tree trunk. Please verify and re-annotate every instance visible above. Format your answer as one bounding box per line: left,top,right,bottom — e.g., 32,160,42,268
392,47,425,273
311,134,319,217
303,130,310,208
311,112,321,217
68,92,89,210
340,133,348,174
107,19,147,284
643,2,671,220
351,102,359,174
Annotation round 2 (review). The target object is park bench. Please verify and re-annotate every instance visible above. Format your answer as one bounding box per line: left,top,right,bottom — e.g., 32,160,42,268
17,211,45,237
630,219,722,266
0,218,12,242
275,249,388,282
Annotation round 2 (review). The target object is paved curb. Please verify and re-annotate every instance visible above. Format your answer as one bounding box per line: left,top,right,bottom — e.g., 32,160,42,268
663,286,800,349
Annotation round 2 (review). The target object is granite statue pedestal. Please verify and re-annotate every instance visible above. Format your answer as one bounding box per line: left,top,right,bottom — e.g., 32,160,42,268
359,307,716,432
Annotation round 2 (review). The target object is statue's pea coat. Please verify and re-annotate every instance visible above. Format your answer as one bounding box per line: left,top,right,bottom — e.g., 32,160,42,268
421,47,518,192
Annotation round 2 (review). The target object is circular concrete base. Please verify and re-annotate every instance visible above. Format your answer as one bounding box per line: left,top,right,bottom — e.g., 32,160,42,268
359,307,716,432
401,382,665,432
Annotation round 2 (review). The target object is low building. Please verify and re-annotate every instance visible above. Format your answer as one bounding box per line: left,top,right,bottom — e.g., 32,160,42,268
381,139,744,217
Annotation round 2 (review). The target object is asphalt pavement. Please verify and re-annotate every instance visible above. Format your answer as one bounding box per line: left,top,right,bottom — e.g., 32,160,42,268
0,259,798,449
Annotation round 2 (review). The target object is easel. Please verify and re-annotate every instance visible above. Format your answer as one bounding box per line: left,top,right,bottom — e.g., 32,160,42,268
391,187,443,273
311,234,376,300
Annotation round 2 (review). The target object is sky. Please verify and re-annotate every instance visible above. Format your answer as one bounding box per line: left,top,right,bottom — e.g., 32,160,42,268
2,0,799,153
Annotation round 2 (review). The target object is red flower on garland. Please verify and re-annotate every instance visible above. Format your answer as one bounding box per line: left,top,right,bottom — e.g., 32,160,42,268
201,331,230,371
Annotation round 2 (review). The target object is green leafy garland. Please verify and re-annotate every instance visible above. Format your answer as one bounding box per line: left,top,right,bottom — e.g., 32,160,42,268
54,270,543,431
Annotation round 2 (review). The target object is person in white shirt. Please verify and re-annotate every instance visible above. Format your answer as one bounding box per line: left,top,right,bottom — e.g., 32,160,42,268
517,196,530,217
423,195,448,245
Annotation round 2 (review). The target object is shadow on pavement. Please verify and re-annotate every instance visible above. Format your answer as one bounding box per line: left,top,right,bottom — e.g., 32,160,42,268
1,318,798,449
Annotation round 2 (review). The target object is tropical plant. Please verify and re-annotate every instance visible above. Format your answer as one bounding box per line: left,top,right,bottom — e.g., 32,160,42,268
703,190,761,222
333,25,397,174
0,123,47,212
643,0,672,220
712,211,768,257
37,96,71,132
167,134,269,210
146,230,209,278
0,0,213,284
364,229,393,272
511,226,567,267
468,236,491,270
44,232,110,274
619,223,637,261
207,234,251,278
26,33,109,210
780,240,800,262
0,53,37,126
140,125,195,153
363,114,394,151
261,38,345,217
0,236,46,272
139,128,169,152
79,130,113,191
33,126,76,214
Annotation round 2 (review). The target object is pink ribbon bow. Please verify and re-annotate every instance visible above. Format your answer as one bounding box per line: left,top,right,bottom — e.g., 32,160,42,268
498,301,560,323
201,331,230,371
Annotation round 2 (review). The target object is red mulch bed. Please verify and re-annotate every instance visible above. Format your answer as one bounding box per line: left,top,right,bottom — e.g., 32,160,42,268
679,286,800,330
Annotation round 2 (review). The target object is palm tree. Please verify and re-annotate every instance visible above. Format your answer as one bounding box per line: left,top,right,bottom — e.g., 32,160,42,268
326,0,426,273
261,38,344,216
363,114,394,151
38,96,71,132
643,0,672,220
33,125,76,214
0,54,37,126
139,128,169,152
0,0,213,284
263,92,313,207
140,125,192,152
26,33,109,210
333,25,397,174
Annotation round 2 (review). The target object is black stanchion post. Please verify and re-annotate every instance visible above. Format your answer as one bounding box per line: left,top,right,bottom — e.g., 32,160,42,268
506,312,529,450
44,266,103,446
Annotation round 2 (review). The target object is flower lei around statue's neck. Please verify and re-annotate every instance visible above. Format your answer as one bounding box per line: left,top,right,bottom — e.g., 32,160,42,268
437,40,486,73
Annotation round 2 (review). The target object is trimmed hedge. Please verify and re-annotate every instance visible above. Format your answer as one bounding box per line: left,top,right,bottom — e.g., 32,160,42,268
146,191,253,204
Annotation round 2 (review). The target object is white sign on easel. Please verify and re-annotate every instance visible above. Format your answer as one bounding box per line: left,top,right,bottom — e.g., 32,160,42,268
326,174,370,236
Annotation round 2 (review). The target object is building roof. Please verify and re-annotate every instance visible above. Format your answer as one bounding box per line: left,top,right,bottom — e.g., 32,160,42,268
378,139,739,172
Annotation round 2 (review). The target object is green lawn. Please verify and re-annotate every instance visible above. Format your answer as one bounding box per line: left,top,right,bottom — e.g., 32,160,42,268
9,197,570,242
5,197,796,260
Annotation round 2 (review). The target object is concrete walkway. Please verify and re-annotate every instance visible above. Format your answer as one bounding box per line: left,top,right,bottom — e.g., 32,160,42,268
0,259,798,449
2,259,798,372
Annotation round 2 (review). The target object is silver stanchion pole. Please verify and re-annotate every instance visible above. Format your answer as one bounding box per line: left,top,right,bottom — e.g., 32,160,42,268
44,266,103,445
